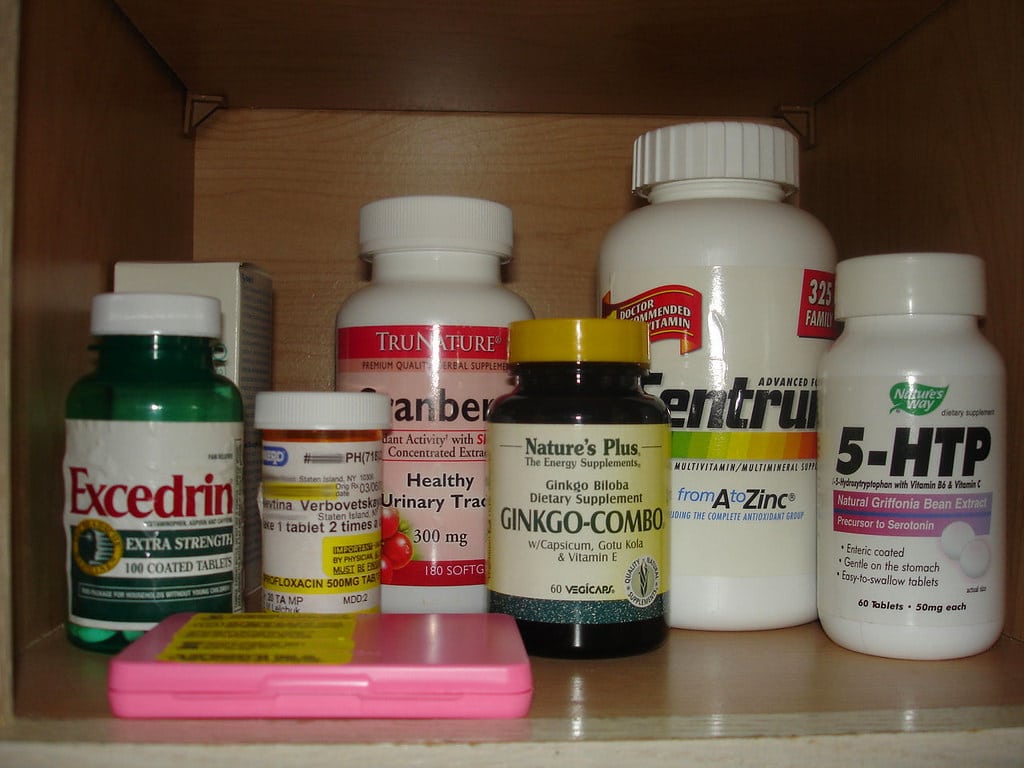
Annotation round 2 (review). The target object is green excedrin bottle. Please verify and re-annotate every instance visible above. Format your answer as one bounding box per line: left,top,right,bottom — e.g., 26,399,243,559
63,292,243,653
487,318,670,658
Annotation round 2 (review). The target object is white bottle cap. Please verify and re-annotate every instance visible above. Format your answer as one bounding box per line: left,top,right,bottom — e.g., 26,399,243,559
91,292,222,337
359,195,514,262
632,121,799,198
836,252,987,319
255,391,392,431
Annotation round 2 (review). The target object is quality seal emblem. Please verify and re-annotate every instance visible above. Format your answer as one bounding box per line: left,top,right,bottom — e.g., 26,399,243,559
72,518,123,576
624,555,659,608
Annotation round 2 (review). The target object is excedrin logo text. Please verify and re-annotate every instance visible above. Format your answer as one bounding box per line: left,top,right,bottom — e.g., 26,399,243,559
67,467,234,519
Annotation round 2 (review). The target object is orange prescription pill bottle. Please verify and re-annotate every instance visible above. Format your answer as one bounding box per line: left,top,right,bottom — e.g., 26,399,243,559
255,391,391,614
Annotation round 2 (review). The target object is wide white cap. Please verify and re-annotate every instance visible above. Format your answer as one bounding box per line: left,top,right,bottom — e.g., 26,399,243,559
255,391,392,431
91,292,221,337
836,253,987,319
633,121,799,198
359,195,514,262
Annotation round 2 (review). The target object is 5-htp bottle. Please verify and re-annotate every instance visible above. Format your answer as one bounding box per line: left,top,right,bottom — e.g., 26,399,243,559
336,195,533,613
599,121,837,630
487,318,670,658
817,253,1005,659
63,292,244,653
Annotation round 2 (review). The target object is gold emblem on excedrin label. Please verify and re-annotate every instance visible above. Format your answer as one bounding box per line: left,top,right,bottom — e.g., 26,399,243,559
72,518,123,576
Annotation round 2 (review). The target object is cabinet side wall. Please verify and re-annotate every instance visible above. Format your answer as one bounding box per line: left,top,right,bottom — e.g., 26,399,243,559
0,0,21,723
11,0,193,653
802,0,1023,637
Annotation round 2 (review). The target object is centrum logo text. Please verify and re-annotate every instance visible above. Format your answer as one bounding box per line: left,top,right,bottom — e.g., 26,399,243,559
647,375,817,430
67,467,233,518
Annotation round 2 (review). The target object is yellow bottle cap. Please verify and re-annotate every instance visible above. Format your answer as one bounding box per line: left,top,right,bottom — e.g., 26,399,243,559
508,318,650,364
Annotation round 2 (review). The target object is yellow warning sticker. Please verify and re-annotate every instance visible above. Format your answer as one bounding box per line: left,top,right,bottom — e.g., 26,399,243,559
157,612,356,664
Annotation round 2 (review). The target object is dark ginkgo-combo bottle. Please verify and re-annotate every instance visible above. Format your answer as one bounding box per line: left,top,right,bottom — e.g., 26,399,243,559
63,292,244,653
487,318,670,658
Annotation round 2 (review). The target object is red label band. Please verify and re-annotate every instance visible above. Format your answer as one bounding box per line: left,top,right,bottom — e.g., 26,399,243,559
601,285,702,354
386,559,486,587
338,325,510,360
798,269,837,339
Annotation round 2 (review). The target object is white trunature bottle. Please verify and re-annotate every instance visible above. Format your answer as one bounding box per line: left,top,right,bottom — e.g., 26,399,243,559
817,253,1005,659
598,121,837,630
336,195,533,613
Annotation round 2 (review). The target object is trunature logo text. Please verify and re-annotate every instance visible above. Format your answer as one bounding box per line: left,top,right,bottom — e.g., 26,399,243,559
374,330,501,354
67,467,233,518
337,325,510,360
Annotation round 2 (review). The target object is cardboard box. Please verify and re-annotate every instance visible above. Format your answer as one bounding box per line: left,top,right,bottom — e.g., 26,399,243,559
114,261,273,601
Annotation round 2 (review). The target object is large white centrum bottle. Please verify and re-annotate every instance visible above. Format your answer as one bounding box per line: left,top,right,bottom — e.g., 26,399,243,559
336,195,533,613
598,121,837,630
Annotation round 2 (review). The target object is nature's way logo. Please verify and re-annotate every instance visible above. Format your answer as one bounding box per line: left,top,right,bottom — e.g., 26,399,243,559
889,382,948,415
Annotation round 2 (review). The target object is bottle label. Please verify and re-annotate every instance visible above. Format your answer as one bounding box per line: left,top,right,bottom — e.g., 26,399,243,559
487,422,669,624
63,419,243,630
259,437,383,613
336,324,512,590
601,266,835,582
818,374,1005,625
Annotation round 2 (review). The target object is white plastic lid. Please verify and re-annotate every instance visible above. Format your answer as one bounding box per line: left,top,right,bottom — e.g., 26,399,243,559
632,121,799,198
255,391,392,431
91,292,222,337
359,195,514,262
836,253,987,319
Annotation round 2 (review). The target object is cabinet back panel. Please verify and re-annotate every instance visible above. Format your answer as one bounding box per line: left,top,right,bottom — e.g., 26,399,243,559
193,110,706,389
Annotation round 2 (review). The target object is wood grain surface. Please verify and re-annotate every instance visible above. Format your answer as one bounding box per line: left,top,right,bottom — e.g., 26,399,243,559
4,0,1023,760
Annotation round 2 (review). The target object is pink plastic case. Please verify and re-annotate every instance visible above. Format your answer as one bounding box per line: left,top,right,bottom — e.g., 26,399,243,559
107,612,533,719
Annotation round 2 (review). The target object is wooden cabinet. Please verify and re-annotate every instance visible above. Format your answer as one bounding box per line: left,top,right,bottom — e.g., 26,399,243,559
2,0,1022,763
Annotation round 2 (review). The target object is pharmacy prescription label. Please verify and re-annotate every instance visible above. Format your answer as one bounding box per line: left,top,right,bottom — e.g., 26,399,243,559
260,438,383,614
818,375,1005,626
337,324,513,588
487,423,670,624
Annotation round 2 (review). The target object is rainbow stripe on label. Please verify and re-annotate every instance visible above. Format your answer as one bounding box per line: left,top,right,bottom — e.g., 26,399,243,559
672,431,817,460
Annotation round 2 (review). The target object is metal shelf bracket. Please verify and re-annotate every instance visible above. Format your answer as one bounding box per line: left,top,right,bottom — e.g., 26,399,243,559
184,93,226,137
774,105,816,149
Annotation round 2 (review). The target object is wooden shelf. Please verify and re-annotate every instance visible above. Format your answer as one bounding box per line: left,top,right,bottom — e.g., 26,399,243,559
3,623,1023,764
4,0,1023,764
113,0,945,115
